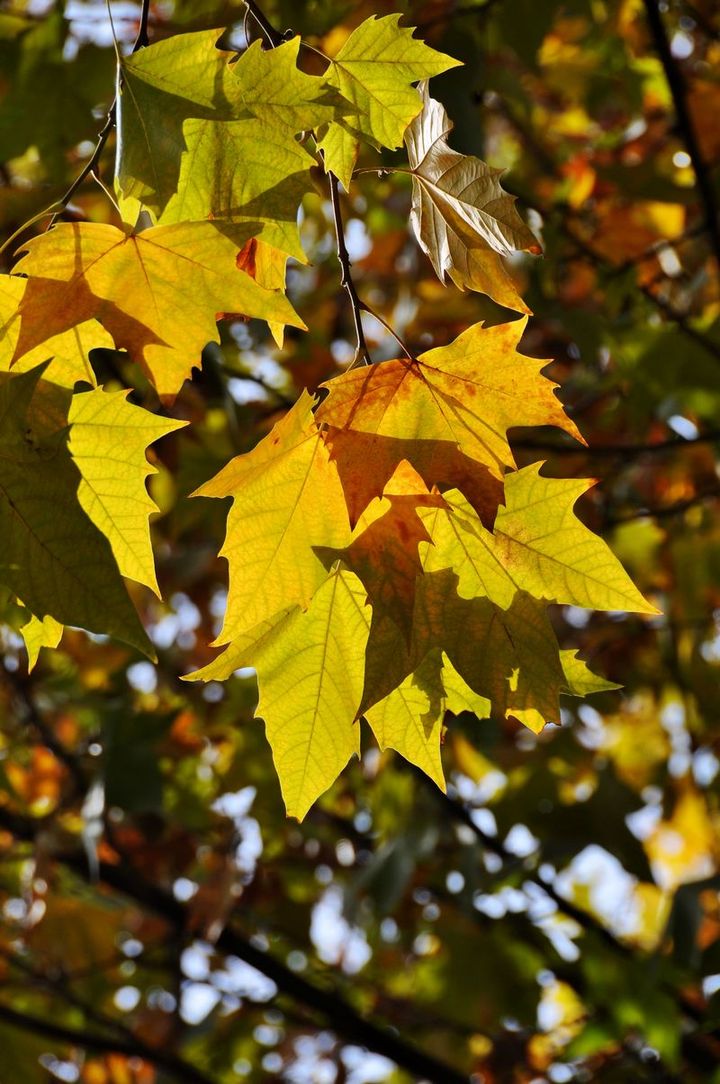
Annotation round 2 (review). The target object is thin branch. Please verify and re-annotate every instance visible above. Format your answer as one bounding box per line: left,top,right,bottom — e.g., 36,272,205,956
328,170,373,367
642,0,720,274
0,804,472,1084
361,306,416,361
0,1002,215,1084
513,428,720,457
44,0,151,231
604,485,720,526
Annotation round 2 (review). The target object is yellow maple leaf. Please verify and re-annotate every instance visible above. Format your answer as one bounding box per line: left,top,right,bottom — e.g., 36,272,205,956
9,221,305,400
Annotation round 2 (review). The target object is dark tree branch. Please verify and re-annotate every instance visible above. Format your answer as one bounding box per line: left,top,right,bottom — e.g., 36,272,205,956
328,171,373,366
0,1002,215,1084
513,428,720,457
643,0,720,274
0,805,471,1084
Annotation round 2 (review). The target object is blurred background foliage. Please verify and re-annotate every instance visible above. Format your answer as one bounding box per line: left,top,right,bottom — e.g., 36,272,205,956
1,0,720,1080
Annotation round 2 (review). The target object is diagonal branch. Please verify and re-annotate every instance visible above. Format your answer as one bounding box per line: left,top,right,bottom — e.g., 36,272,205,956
642,0,720,275
0,1002,215,1084
0,804,471,1084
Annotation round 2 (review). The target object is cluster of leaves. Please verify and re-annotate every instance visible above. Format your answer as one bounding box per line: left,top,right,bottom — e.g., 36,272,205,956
1,1,720,1082
0,3,653,819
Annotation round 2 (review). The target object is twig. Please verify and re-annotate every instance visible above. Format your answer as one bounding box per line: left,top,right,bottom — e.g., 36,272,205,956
513,428,720,457
45,0,151,230
0,1002,215,1084
604,485,720,526
642,0,720,275
0,803,472,1084
328,171,373,367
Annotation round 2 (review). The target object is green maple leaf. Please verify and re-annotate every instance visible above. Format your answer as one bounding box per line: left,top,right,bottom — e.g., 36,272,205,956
0,367,151,657
118,31,338,216
159,118,315,260
229,36,339,132
117,28,238,213
317,13,461,189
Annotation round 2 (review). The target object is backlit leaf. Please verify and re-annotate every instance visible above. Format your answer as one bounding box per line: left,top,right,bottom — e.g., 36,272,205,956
195,392,350,643
319,14,460,186
316,318,583,523
0,367,151,656
405,84,539,300
68,388,186,594
422,465,657,614
10,221,304,400
0,274,112,388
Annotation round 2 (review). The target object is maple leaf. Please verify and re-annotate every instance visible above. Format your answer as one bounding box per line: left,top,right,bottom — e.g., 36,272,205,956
158,118,315,261
317,460,446,634
117,31,338,215
365,650,446,789
319,426,505,531
0,274,112,388
9,221,304,400
406,83,539,260
117,28,238,212
410,571,568,733
229,36,339,132
315,318,583,524
405,84,539,304
68,389,186,595
421,464,658,614
317,14,461,189
194,392,351,644
189,568,371,820
0,367,151,656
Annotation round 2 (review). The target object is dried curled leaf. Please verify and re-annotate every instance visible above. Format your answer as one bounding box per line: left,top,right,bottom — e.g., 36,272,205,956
405,83,539,306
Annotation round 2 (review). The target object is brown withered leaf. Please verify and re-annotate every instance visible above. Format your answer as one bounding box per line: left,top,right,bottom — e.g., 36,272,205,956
405,83,539,308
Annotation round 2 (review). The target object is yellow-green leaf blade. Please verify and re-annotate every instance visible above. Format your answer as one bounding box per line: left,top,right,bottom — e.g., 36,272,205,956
68,388,186,595
365,650,446,789
0,368,152,657
323,14,461,151
195,393,351,643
